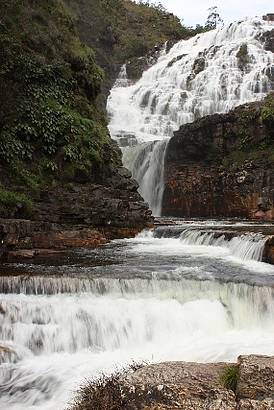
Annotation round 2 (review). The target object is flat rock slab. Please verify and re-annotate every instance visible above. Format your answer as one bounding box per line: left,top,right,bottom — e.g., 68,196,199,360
122,362,237,409
237,355,274,403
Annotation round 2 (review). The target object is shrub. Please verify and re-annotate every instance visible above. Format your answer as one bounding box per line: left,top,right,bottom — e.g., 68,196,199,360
0,188,33,218
68,362,145,410
261,93,274,125
220,366,239,393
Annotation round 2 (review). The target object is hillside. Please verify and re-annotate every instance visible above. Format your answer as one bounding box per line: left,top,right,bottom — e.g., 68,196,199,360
64,0,199,97
0,0,190,257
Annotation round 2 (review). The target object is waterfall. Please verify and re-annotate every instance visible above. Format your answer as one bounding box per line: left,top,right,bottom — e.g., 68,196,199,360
153,227,268,261
107,18,274,214
1,225,274,409
123,140,168,216
1,277,274,380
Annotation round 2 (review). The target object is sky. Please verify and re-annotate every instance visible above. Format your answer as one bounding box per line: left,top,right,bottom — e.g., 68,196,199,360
157,0,273,27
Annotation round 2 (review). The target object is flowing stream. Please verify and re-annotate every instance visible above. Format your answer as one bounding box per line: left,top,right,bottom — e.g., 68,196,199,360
107,18,274,214
1,220,274,409
1,16,274,410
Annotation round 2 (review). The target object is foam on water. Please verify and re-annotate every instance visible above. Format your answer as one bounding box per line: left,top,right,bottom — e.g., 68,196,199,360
1,276,274,409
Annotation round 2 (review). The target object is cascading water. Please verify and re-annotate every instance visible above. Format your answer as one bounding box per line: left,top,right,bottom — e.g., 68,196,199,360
1,16,274,410
178,229,268,261
1,219,274,409
107,18,274,214
123,140,168,215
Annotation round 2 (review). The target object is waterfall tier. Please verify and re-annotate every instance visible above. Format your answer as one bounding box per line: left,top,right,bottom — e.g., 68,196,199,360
107,18,274,214
108,18,274,143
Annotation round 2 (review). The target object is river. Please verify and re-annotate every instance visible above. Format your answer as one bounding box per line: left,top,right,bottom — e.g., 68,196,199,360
0,219,274,409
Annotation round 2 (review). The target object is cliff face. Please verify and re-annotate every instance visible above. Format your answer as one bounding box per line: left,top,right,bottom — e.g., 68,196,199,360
1,0,184,258
163,95,274,219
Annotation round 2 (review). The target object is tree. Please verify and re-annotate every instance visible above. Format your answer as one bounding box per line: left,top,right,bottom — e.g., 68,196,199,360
205,6,224,30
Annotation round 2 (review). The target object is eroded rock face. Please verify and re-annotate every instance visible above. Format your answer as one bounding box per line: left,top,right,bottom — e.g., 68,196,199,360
0,167,153,260
121,362,236,409
237,355,274,401
163,98,274,220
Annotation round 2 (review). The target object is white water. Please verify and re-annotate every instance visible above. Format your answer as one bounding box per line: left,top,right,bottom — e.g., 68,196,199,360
179,229,268,261
1,224,274,409
107,18,274,214
1,16,274,410
1,276,274,409
108,18,274,142
123,140,168,215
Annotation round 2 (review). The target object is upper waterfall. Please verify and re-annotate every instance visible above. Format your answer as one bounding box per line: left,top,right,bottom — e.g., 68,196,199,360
108,18,274,144
107,18,274,215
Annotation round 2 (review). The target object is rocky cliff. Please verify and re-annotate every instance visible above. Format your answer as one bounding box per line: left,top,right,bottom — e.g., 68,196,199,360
162,94,274,219
70,354,274,409
0,0,189,259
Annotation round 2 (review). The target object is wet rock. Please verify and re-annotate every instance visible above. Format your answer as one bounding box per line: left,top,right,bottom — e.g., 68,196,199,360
263,14,274,23
260,29,274,53
0,164,153,261
263,236,274,264
7,250,36,259
0,345,19,364
192,57,205,75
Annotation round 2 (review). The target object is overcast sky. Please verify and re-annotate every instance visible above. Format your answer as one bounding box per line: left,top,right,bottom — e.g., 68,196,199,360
156,0,273,26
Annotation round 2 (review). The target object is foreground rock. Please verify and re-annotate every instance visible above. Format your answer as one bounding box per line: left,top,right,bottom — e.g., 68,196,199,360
121,362,236,409
163,95,274,220
237,355,274,409
69,355,274,409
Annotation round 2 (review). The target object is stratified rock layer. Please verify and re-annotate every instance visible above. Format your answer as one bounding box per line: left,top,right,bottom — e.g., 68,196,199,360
163,97,274,220
0,167,153,260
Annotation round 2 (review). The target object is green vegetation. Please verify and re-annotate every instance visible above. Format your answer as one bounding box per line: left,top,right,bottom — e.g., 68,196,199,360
221,95,274,167
0,0,124,218
220,366,239,393
0,187,33,218
205,6,224,30
64,0,206,83
262,93,274,125
0,0,227,220
0,0,199,218
69,362,144,410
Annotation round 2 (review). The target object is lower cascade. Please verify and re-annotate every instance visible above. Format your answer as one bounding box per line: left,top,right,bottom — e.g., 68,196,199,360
123,140,168,215
0,219,274,409
172,228,268,261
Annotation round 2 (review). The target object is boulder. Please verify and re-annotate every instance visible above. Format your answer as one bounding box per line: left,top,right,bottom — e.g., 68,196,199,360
121,362,236,409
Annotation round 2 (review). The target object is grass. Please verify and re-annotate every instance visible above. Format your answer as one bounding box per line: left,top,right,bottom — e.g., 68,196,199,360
220,366,239,393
